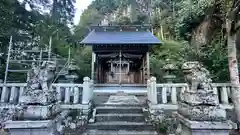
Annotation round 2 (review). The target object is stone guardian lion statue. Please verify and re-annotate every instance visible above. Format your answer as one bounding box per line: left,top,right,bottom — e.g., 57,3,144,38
182,61,212,92
20,61,56,105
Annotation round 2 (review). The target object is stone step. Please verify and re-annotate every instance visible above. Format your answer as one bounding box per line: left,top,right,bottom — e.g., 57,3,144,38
84,130,158,135
96,103,145,107
96,106,143,114
95,113,145,122
88,121,154,131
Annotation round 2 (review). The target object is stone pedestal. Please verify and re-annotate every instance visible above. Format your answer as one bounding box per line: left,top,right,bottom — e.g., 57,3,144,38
4,120,61,135
175,112,232,135
4,111,69,135
178,90,226,121
176,89,232,135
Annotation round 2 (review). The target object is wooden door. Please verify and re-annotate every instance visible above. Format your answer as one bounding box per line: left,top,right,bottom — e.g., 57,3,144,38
107,63,132,84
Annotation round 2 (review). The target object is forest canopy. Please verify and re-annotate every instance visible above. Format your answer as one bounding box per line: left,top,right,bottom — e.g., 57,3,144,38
0,0,238,82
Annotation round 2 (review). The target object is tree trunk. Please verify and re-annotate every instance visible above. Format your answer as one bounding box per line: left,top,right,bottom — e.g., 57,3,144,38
226,18,240,127
160,25,164,40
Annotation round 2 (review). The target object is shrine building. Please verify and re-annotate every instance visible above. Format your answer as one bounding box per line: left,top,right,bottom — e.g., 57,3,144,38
80,25,162,85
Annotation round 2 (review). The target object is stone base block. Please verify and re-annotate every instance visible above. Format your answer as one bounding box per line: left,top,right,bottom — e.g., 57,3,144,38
17,104,60,120
20,90,57,105
4,120,61,135
60,103,92,115
182,90,219,105
178,102,226,121
175,112,233,135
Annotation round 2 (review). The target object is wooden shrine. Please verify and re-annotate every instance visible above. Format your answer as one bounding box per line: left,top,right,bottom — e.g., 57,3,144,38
80,25,161,84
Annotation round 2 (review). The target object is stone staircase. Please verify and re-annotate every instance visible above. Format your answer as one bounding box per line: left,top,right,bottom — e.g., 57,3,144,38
84,104,157,135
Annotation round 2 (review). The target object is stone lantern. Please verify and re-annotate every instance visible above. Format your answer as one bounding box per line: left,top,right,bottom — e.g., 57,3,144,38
162,60,177,83
65,60,79,83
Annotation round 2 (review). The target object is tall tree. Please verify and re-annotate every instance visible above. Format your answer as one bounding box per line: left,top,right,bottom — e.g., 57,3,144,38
0,0,15,37
51,0,76,24
226,0,240,128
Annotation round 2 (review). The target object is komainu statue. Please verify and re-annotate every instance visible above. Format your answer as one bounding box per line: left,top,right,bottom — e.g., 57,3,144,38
182,61,213,92
20,61,57,105
178,61,226,121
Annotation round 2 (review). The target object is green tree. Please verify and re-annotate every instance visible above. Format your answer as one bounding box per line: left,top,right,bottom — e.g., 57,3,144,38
51,0,76,24
0,0,76,81
150,40,187,82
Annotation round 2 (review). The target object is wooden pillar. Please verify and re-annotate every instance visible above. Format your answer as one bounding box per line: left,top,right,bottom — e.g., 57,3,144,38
91,52,96,82
110,61,113,72
142,55,145,84
127,62,130,83
97,58,99,83
146,52,150,80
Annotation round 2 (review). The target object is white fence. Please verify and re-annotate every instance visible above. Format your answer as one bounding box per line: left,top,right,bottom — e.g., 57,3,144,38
147,77,233,109
0,76,233,110
0,77,94,108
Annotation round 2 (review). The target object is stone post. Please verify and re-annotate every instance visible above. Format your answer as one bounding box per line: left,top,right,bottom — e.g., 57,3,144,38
9,86,17,104
56,86,61,102
82,77,90,104
64,87,70,103
171,86,177,104
221,86,229,104
175,61,232,135
162,86,167,104
73,86,80,104
150,77,157,105
1,86,8,102
147,79,151,102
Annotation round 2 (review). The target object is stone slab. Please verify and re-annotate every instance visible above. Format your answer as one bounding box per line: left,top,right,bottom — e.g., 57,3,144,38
148,103,178,110
84,130,158,135
95,113,145,122
5,128,58,135
105,95,140,105
96,106,142,114
60,103,91,110
4,120,54,129
88,121,154,131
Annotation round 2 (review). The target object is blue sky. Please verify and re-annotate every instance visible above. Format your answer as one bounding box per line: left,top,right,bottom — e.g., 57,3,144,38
74,0,94,25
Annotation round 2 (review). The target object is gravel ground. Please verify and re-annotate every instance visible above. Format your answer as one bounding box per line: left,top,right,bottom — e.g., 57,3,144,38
231,130,240,135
